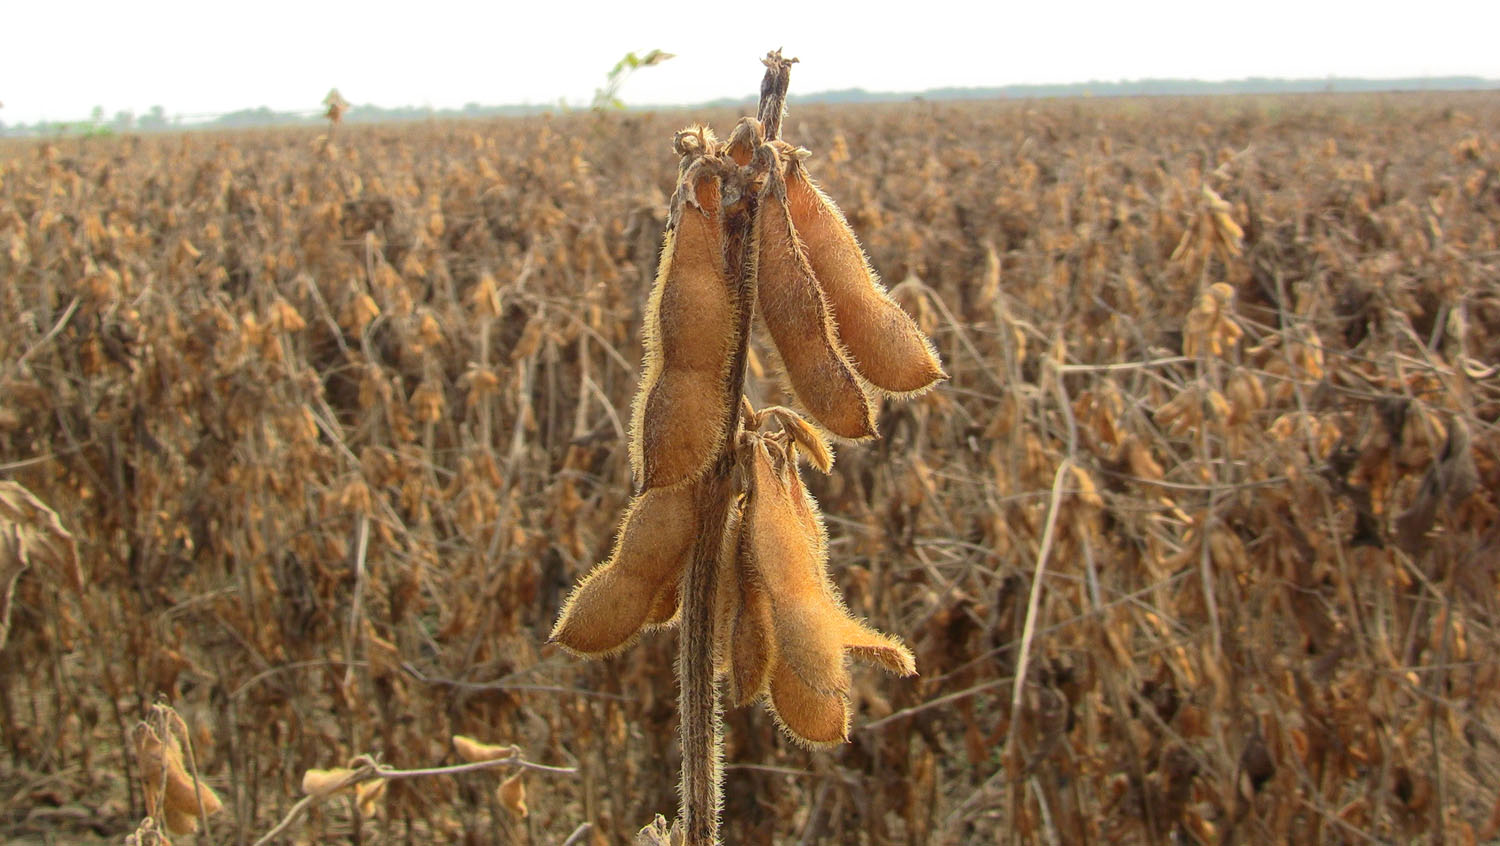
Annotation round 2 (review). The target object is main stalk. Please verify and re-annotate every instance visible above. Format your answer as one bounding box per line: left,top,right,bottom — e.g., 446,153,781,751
676,50,794,846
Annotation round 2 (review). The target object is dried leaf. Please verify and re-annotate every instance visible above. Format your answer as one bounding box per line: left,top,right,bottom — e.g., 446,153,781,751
497,771,528,818
0,482,81,654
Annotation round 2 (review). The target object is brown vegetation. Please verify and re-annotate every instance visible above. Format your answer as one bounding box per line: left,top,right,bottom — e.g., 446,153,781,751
2,89,1499,843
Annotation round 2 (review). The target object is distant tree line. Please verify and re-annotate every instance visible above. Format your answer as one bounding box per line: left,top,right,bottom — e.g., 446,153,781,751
2,76,1495,137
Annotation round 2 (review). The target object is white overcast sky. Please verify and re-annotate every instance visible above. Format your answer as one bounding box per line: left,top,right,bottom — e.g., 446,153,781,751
5,1,1498,124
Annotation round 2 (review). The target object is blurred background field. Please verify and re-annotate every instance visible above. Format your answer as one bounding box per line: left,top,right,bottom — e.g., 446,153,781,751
2,92,1499,844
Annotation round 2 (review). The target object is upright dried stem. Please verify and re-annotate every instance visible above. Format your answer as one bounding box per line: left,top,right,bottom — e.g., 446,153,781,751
676,51,790,846
757,51,796,145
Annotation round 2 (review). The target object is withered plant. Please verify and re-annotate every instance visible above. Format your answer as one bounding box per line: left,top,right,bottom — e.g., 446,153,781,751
551,53,942,843
3,65,1500,845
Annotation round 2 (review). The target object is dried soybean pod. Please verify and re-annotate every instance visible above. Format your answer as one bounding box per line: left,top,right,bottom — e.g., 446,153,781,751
743,437,849,695
757,152,876,440
783,152,946,395
550,482,697,656
777,434,916,679
768,663,849,747
629,160,739,489
727,552,775,707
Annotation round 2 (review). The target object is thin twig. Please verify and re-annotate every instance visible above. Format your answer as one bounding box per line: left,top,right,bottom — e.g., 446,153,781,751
13,296,80,370
249,752,576,846
861,677,1010,732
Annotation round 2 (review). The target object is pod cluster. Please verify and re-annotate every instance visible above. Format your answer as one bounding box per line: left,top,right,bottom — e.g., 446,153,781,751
551,117,941,745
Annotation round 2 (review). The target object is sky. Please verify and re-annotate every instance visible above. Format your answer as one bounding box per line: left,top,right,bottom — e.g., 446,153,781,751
5,0,1499,125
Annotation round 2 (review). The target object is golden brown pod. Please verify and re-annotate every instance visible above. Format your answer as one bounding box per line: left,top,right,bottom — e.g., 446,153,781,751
757,159,876,439
629,162,738,489
731,435,916,745
727,555,775,707
782,153,946,395
550,483,696,656
742,437,849,694
777,444,914,678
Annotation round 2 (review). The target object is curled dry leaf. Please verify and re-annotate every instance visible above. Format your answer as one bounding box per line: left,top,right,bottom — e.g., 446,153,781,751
135,723,223,834
301,767,359,798
759,405,833,473
631,160,739,489
636,814,685,846
756,155,876,439
0,482,81,651
550,482,697,656
453,734,519,763
781,150,946,396
497,771,528,819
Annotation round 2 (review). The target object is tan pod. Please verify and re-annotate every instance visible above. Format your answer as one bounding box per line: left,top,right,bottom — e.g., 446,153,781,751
550,483,697,656
783,155,946,395
757,162,876,439
630,164,738,489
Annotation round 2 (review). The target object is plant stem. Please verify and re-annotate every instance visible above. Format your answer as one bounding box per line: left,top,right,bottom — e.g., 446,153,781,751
677,50,793,846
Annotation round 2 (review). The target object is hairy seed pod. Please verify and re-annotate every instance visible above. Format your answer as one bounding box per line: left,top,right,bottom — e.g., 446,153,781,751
630,162,738,489
782,152,946,395
743,437,849,694
778,445,915,676
727,552,775,707
757,158,876,439
550,482,697,656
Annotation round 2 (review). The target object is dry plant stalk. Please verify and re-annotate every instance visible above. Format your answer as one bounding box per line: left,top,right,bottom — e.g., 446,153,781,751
551,51,941,844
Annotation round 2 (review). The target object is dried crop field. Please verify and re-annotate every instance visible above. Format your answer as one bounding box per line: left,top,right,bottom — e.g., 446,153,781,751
2,92,1499,844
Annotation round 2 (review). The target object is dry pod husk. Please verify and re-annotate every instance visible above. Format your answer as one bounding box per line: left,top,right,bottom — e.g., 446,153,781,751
355,778,388,817
731,434,915,746
550,482,697,656
756,152,876,439
498,771,528,819
630,160,739,489
781,150,946,395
